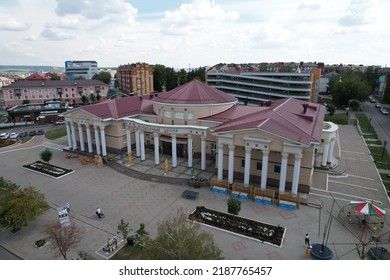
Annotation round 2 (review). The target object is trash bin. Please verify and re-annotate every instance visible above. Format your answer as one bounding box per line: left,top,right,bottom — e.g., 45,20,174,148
127,236,134,246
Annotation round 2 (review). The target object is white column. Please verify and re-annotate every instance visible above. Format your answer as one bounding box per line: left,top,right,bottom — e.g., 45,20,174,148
217,143,224,180
135,129,140,157
66,122,72,149
94,125,101,155
86,125,92,153
78,123,85,151
279,152,289,193
154,133,159,165
172,134,177,167
327,138,335,164
126,125,132,153
100,126,107,156
228,144,235,184
187,135,193,168
291,154,302,195
201,136,206,170
322,140,330,166
71,123,77,150
140,130,145,161
261,150,269,189
244,146,251,185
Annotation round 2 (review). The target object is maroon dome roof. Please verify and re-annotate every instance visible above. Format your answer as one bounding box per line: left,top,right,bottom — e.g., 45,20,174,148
153,79,237,105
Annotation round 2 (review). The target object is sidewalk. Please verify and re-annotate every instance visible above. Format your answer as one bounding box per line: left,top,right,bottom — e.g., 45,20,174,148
0,126,389,260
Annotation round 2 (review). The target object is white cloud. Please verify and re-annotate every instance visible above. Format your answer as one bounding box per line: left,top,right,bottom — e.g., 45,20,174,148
162,0,239,35
0,17,29,31
41,27,75,41
338,0,379,26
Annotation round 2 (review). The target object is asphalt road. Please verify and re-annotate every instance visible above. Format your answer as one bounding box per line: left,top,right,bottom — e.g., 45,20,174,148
361,101,390,155
0,244,22,260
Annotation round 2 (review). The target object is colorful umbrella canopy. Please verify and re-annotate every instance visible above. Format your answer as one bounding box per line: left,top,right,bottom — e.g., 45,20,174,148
350,200,386,217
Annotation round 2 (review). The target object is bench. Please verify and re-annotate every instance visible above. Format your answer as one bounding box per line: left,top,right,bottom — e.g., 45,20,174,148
279,200,297,210
210,178,229,195
211,186,228,195
232,182,252,201
254,195,273,205
252,188,275,205
182,190,199,200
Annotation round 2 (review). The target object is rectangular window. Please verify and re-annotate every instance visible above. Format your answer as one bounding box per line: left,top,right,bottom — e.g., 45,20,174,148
256,161,262,170
274,165,281,173
175,112,184,119
187,112,193,119
164,111,171,118
241,159,245,167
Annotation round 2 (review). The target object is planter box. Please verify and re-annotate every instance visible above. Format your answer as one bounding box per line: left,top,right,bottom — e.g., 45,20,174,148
189,206,286,247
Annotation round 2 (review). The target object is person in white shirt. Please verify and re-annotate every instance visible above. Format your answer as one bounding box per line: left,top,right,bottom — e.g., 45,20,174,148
96,207,102,218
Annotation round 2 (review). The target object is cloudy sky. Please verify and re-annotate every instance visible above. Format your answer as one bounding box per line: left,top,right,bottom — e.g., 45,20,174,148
0,0,389,68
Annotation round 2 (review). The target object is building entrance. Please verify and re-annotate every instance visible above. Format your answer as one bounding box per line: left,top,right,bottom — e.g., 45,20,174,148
162,141,185,158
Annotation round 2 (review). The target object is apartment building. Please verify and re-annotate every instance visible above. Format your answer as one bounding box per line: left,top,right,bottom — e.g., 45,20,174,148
65,60,98,80
206,63,322,104
2,79,109,108
116,62,154,96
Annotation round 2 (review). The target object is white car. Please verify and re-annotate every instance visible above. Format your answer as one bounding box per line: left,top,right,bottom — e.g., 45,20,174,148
55,120,66,125
0,132,10,139
380,107,389,115
9,132,19,139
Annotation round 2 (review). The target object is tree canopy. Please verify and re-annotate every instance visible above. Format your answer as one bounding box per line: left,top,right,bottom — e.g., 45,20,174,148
0,180,50,230
93,71,112,84
143,209,223,260
330,71,371,107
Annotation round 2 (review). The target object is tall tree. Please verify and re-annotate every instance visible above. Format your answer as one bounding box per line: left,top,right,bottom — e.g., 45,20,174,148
152,64,167,92
0,185,50,230
93,71,112,84
331,70,371,107
43,221,85,260
144,209,223,260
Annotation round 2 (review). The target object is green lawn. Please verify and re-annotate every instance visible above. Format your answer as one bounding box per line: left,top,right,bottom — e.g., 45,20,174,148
324,113,349,125
110,244,145,260
45,127,67,140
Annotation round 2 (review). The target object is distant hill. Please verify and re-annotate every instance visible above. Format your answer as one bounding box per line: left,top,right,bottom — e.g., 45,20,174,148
0,65,65,74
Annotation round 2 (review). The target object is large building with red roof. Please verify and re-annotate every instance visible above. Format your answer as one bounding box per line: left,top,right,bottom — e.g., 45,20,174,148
62,79,336,194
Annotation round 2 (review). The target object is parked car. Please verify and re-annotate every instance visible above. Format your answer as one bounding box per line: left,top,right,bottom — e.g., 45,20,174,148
29,131,36,136
369,96,376,103
55,120,66,125
9,132,19,139
37,129,44,135
380,107,389,115
0,132,10,139
375,103,381,108
19,131,28,138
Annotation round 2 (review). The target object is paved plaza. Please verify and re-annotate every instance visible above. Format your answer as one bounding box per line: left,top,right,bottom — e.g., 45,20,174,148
0,124,389,260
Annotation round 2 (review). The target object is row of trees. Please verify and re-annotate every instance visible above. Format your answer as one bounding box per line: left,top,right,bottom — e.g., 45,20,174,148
328,68,379,108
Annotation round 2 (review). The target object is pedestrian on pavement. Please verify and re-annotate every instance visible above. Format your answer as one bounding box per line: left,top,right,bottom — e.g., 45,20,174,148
305,246,310,259
305,233,310,246
65,202,70,212
96,207,102,218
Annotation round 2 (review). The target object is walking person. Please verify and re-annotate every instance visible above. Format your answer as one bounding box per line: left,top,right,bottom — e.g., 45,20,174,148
65,202,70,212
305,233,310,246
96,207,102,218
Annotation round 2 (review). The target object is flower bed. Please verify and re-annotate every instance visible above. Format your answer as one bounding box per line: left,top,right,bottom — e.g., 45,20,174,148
23,161,74,179
189,206,286,247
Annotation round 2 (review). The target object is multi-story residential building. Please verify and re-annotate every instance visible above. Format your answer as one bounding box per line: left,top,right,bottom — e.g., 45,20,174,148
2,80,109,108
116,62,154,96
65,60,98,80
206,63,322,104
